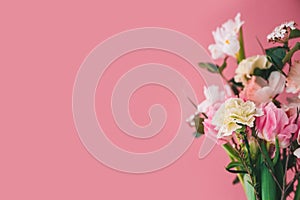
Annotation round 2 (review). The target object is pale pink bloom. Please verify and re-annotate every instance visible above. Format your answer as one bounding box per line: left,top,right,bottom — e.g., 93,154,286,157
286,61,300,96
203,102,230,144
256,102,298,148
241,71,285,104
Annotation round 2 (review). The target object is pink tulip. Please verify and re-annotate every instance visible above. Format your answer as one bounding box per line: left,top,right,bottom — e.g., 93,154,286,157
256,102,298,148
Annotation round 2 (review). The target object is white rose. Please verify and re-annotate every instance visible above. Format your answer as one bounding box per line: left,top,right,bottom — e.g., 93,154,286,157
234,55,272,85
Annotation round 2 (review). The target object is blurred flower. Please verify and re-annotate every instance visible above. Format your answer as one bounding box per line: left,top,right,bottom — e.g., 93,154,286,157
208,13,244,59
234,55,272,85
196,85,226,114
256,102,298,148
286,61,300,97
186,114,196,127
186,85,229,127
267,21,296,43
241,71,285,104
212,98,263,138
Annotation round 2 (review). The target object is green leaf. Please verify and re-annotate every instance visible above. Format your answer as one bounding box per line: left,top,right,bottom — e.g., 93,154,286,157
194,116,205,135
229,78,243,88
260,142,274,171
193,132,203,138
289,28,300,39
261,163,277,200
266,47,286,69
232,176,240,185
219,57,228,73
282,42,300,65
223,143,239,159
226,161,244,170
274,161,284,198
198,62,219,73
237,27,246,63
294,177,300,200
272,138,280,166
252,67,272,80
235,125,246,134
226,160,246,175
225,168,247,174
244,174,256,200
230,85,240,96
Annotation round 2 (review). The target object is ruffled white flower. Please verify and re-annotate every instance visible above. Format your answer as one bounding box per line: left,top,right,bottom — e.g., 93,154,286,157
267,21,296,42
286,61,300,96
208,13,244,59
211,98,263,138
234,55,272,85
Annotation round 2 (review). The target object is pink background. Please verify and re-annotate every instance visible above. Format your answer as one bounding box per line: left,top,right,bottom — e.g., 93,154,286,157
1,0,300,199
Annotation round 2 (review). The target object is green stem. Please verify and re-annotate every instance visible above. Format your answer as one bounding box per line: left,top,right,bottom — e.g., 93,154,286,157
281,148,290,200
237,27,246,63
241,130,260,200
282,42,300,65
293,173,300,200
255,139,283,192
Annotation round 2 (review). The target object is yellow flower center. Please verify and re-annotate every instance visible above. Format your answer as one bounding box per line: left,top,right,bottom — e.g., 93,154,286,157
225,39,230,44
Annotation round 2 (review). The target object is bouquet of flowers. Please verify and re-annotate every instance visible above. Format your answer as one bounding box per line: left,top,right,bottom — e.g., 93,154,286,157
187,13,300,200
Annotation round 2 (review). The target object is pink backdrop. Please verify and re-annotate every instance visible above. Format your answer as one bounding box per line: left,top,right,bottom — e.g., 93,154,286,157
1,0,300,199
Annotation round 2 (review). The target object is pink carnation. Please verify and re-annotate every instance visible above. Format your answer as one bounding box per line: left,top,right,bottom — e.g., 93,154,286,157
256,102,298,148
203,102,230,144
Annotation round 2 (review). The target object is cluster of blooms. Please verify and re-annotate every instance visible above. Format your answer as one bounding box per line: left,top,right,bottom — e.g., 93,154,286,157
267,21,297,43
187,13,300,200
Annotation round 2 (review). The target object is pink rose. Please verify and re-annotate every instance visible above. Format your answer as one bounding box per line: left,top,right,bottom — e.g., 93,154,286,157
256,102,298,148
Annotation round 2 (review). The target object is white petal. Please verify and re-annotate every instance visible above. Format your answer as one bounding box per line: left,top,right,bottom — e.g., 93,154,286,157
268,71,285,95
294,148,300,158
208,43,224,59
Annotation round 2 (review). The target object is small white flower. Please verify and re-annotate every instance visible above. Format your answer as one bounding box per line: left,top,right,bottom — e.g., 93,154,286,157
208,13,244,59
234,55,272,85
196,85,226,114
211,98,263,138
267,21,296,42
